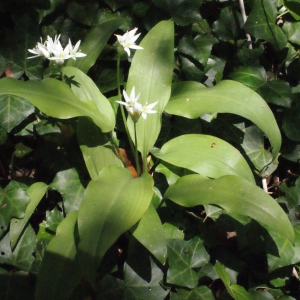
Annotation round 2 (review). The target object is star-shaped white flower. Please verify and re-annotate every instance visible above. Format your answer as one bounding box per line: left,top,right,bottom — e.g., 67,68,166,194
115,28,143,57
140,102,158,119
68,39,87,60
27,39,50,59
48,41,71,64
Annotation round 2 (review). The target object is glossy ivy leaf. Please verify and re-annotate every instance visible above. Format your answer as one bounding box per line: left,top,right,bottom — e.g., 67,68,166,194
0,270,34,300
35,211,82,300
281,143,300,162
0,224,36,271
0,186,30,237
229,66,292,107
0,77,113,133
166,237,210,288
10,182,48,249
178,34,218,66
180,56,205,82
283,0,300,20
37,221,55,241
267,231,295,272
163,222,185,240
212,7,243,41
165,80,282,161
127,20,174,166
0,128,7,145
282,101,300,142
67,17,123,73
170,286,214,300
152,134,255,183
62,66,115,131
0,15,43,80
66,2,98,26
45,206,64,232
0,94,34,132
29,239,50,275
14,142,32,158
282,21,300,46
241,126,273,172
244,0,287,51
76,117,122,181
237,46,264,66
50,168,85,214
214,261,252,300
165,175,294,243
78,166,154,283
96,260,169,300
132,203,167,264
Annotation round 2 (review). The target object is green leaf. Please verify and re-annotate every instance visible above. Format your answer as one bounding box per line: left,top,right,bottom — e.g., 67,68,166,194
127,20,174,164
10,182,48,249
0,94,34,132
244,0,287,51
163,222,185,240
283,0,300,20
132,203,167,264
50,168,85,214
152,0,203,25
35,211,82,300
282,101,300,141
45,206,64,232
0,186,30,237
171,286,214,300
241,126,273,172
78,165,154,283
212,7,243,41
165,80,281,161
0,224,36,271
165,175,294,244
76,118,122,181
62,66,115,132
166,237,210,288
96,260,169,299
152,134,255,183
67,17,123,73
14,142,32,158
0,77,113,132
282,21,300,46
229,66,292,107
292,224,300,264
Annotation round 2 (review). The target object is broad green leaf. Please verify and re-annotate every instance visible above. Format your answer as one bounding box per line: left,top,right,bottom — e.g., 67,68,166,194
241,126,273,172
292,224,300,264
283,0,300,20
0,270,34,300
165,175,294,243
166,237,210,288
127,20,174,166
67,17,123,73
62,66,115,131
152,0,203,25
244,0,287,51
165,80,281,160
171,286,214,300
132,203,167,264
50,168,85,214
230,66,292,107
212,7,243,41
0,186,30,237
96,261,169,300
0,77,112,132
152,134,255,183
0,94,34,132
282,21,300,46
0,128,7,144
35,211,82,300
78,165,154,283
29,239,50,275
76,118,122,181
0,224,36,271
163,223,185,240
282,101,300,141
45,206,64,232
214,262,252,300
10,182,48,249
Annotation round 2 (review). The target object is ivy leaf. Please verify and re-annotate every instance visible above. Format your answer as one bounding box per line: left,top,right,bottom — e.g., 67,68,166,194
0,186,30,237
0,94,34,132
244,0,287,51
96,261,169,299
166,237,210,288
50,168,85,214
0,224,36,271
282,101,300,141
230,66,292,107
170,286,214,300
282,21,300,46
212,7,243,41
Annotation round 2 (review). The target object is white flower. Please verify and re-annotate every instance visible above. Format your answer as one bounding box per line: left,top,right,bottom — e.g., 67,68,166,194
116,87,158,122
48,41,71,64
27,39,50,59
115,28,143,57
68,39,86,60
140,102,158,119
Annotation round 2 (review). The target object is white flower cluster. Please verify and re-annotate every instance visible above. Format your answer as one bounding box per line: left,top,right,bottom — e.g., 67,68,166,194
27,35,86,64
115,28,143,57
116,87,158,122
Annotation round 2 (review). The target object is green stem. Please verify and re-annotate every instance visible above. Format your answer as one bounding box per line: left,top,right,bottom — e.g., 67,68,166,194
108,132,127,168
134,122,141,176
116,53,136,168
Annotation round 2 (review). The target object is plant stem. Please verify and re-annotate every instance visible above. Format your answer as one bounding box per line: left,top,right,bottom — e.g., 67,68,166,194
134,122,141,176
238,0,252,49
108,132,127,168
